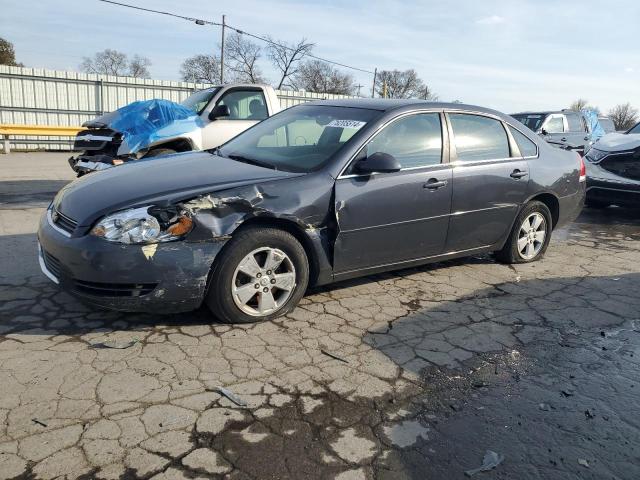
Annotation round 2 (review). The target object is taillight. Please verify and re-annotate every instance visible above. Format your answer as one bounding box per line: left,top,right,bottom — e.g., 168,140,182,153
578,153,586,182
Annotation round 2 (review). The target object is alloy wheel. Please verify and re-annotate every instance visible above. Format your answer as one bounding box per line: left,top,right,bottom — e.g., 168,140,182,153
231,247,296,316
517,212,546,260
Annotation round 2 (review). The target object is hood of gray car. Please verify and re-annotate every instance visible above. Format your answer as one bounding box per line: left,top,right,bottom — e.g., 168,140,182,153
593,133,640,152
54,151,302,228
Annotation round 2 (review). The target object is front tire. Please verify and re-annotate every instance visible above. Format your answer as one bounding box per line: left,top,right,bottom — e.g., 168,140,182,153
205,227,309,323
495,201,552,264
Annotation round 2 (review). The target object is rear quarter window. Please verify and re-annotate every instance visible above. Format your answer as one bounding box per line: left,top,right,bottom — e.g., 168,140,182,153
509,126,538,157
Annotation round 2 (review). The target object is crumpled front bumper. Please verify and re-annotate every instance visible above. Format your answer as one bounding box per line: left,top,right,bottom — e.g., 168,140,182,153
37,208,227,313
68,155,118,175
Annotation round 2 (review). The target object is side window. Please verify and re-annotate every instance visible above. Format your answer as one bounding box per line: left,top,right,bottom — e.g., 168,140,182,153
509,126,538,157
565,113,583,132
544,116,564,133
449,113,510,161
365,113,442,169
218,90,268,120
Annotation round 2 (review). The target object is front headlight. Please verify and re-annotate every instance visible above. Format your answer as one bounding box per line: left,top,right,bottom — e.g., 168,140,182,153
584,148,608,163
91,206,193,244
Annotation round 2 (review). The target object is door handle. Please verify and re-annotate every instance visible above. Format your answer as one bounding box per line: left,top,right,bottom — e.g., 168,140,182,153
424,178,448,190
510,170,528,179
584,136,590,141
560,137,567,142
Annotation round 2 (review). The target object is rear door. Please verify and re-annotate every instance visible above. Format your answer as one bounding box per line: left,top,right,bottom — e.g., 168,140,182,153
444,112,529,252
333,112,453,274
201,88,269,149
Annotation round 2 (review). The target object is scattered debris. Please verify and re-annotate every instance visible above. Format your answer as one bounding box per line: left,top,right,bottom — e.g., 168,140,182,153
214,387,248,407
561,387,576,397
320,349,349,363
472,381,489,389
31,418,47,427
578,458,590,468
600,331,606,337
539,403,551,411
464,450,504,477
584,409,595,419
90,339,138,349
515,275,521,283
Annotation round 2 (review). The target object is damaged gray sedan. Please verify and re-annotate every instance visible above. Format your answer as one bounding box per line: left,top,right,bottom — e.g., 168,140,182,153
38,99,585,323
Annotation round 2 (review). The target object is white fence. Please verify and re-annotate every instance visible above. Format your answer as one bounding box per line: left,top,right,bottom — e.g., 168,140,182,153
0,65,353,150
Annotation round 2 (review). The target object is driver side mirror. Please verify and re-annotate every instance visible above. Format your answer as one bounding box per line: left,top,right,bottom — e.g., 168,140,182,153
540,128,548,136
354,152,401,174
208,104,230,121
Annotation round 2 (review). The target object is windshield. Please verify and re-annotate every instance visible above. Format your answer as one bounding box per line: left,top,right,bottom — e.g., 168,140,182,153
181,87,220,114
512,113,548,132
599,118,616,133
218,105,381,173
628,122,640,135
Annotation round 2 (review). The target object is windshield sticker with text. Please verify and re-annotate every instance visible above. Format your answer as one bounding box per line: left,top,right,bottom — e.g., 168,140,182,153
326,120,366,129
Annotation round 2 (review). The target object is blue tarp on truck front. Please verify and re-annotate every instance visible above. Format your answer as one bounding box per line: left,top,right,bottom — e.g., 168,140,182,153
582,109,606,142
108,99,204,154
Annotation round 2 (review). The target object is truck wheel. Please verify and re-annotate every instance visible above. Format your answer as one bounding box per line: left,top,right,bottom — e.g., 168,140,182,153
205,227,309,324
495,201,552,264
145,148,177,158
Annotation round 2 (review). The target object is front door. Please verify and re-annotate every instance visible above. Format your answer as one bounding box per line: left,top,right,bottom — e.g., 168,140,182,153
201,88,269,149
541,113,567,150
334,112,453,275
445,112,530,252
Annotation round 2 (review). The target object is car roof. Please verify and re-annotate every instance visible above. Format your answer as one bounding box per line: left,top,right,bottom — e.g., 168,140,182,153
302,98,506,116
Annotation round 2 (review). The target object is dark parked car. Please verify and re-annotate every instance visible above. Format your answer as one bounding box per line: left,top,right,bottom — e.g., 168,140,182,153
584,121,640,208
38,100,586,323
511,110,592,154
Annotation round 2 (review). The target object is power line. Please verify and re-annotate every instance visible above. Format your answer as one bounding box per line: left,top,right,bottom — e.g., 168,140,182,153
97,0,375,75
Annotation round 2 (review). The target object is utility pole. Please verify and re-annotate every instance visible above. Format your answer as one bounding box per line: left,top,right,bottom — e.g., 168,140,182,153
220,14,226,84
355,84,363,97
371,68,377,98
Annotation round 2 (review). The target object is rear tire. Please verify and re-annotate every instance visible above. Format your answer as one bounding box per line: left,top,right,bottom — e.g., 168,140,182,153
144,148,177,158
495,201,552,264
205,227,309,324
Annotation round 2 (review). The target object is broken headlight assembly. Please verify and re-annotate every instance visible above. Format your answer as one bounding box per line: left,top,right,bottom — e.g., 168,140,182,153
584,148,608,163
90,206,193,244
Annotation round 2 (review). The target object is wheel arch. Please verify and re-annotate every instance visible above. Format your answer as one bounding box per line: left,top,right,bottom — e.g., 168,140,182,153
146,137,195,155
208,216,322,289
526,192,560,229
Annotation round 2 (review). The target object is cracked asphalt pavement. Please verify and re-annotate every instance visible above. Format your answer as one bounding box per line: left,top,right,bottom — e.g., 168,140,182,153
1,153,639,479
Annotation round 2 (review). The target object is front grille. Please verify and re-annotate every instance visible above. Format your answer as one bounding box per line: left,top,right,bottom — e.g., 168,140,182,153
51,207,78,234
600,149,640,181
74,128,119,152
73,280,157,298
41,248,62,279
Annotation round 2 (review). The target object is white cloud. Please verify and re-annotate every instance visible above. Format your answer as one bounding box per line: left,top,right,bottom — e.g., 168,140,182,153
475,15,506,25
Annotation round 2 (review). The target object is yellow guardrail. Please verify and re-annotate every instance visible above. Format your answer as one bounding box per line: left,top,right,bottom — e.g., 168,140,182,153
0,124,85,154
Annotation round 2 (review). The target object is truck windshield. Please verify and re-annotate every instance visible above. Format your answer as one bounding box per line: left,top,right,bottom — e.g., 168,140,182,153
512,113,548,132
181,87,220,114
628,122,640,135
217,105,381,173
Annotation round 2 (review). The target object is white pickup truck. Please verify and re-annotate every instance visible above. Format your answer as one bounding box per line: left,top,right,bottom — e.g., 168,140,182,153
70,84,281,175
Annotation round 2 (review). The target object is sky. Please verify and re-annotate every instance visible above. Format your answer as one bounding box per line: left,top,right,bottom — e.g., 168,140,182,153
1,0,639,113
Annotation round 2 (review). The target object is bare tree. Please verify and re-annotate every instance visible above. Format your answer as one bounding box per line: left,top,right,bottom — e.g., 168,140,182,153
129,55,151,78
267,37,314,89
225,33,264,83
569,98,589,111
292,60,355,95
180,54,221,84
608,103,639,131
80,49,129,76
0,37,23,66
375,69,436,99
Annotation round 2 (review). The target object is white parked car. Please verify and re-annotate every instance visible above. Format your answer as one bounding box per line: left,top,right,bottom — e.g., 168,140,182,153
69,84,281,175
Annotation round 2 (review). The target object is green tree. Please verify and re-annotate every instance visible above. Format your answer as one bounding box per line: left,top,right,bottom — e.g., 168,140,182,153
0,37,23,67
